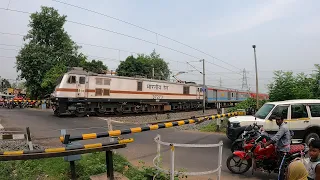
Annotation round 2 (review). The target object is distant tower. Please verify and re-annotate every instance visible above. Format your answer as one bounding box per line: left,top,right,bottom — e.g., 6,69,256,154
241,69,249,90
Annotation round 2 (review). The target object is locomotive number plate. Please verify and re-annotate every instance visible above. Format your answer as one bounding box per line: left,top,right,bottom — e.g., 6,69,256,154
152,95,163,99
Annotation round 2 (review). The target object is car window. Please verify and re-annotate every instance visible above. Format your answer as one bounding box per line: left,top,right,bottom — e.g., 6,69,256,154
271,105,289,119
255,104,275,119
291,104,308,119
309,104,320,117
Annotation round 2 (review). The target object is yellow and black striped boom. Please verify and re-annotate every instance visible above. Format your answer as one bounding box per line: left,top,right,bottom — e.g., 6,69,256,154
60,111,245,142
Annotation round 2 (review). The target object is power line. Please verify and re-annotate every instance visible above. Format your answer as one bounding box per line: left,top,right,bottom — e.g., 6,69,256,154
0,31,193,65
0,7,202,61
51,0,242,71
0,7,246,76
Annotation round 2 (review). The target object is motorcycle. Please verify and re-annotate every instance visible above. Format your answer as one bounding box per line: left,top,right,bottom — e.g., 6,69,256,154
226,135,309,179
231,123,270,152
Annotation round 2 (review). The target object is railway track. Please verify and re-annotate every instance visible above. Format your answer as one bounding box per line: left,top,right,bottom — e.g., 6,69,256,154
57,105,233,118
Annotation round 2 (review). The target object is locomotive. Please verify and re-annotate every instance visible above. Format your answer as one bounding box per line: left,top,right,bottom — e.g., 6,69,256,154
50,67,268,116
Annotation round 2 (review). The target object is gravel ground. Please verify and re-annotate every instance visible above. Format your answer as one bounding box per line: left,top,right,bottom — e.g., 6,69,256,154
174,119,216,131
0,139,46,151
109,109,219,124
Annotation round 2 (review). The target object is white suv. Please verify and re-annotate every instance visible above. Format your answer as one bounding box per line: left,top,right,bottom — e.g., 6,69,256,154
226,99,320,144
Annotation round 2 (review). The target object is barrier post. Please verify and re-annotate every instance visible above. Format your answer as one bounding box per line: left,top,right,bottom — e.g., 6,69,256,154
61,129,80,180
156,135,161,166
106,150,114,180
217,141,223,180
26,127,33,151
170,143,175,180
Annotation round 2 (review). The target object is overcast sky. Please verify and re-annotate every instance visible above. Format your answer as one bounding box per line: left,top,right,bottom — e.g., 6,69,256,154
0,0,319,93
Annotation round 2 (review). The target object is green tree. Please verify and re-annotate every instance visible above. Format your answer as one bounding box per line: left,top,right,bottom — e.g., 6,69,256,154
1,79,11,88
16,6,80,98
81,59,108,74
311,64,320,98
16,6,107,98
116,50,170,80
267,64,320,101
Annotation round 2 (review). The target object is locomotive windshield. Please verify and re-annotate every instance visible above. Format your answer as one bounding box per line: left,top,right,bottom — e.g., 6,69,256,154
254,103,275,119
55,75,64,85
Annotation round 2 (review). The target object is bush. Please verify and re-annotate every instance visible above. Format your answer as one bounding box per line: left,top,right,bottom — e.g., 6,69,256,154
227,98,268,113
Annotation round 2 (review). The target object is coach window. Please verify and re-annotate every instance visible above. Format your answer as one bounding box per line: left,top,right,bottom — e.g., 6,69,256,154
67,76,76,84
79,77,85,84
310,104,320,117
137,81,142,91
183,86,189,94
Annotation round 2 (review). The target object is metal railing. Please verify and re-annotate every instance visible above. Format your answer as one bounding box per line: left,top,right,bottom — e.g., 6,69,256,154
153,134,223,180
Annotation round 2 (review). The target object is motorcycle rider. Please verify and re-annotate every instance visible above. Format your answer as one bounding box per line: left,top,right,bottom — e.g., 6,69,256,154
261,115,291,179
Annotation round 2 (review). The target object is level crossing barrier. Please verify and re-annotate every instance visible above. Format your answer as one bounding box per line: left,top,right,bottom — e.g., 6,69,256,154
0,135,133,180
0,126,133,180
59,111,246,143
153,134,223,180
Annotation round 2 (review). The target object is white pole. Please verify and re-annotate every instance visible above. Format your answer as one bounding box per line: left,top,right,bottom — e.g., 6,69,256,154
107,119,116,154
217,141,223,180
156,135,161,166
170,144,175,180
107,119,114,142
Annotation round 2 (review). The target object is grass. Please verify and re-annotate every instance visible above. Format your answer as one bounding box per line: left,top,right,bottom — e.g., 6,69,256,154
0,152,185,180
199,118,228,133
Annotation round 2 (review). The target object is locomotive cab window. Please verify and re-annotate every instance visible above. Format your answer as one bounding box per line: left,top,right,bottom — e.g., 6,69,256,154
183,86,190,94
79,77,85,84
67,76,76,84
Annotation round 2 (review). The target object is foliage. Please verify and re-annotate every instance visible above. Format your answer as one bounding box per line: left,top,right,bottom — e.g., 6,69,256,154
0,151,187,180
116,49,170,80
16,6,107,99
268,64,320,101
227,97,268,113
81,59,108,74
0,79,11,88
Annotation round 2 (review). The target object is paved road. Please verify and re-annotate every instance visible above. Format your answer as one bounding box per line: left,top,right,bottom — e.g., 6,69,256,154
0,108,276,179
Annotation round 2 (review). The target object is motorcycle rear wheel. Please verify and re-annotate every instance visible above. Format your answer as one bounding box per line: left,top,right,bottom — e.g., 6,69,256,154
226,154,252,174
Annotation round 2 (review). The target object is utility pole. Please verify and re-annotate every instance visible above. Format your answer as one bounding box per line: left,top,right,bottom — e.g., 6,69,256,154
219,77,222,87
252,45,259,109
152,66,155,79
200,59,206,114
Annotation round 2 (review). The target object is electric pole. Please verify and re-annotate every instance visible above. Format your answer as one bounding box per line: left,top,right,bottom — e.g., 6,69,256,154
241,68,249,90
152,65,154,79
219,77,222,87
252,45,259,109
201,59,206,114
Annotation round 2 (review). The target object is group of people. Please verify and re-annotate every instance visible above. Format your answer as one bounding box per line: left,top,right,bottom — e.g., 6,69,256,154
260,117,320,180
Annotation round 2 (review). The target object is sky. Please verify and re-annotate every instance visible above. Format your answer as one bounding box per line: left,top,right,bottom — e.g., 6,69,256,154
0,0,319,93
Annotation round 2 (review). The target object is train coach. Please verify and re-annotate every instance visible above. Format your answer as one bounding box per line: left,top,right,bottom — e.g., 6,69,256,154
51,67,205,116
50,67,269,116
